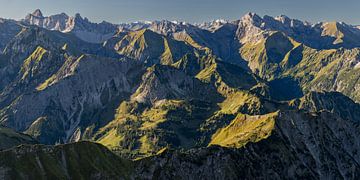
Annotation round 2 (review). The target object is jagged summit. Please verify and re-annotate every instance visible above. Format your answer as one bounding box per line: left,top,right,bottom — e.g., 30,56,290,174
74,13,89,22
22,9,360,33
239,12,262,24
243,12,260,18
31,9,43,17
23,10,118,43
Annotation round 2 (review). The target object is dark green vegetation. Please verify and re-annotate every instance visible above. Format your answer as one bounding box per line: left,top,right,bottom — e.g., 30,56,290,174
0,142,133,179
0,10,360,179
0,126,37,150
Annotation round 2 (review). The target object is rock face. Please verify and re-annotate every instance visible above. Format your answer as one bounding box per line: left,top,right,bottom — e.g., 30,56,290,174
0,25,145,144
131,64,217,104
23,9,118,43
280,47,360,102
235,13,360,49
23,9,69,31
64,13,119,43
1,54,144,144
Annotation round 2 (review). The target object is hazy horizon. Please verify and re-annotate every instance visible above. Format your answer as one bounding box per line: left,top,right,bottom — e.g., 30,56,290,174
0,0,359,25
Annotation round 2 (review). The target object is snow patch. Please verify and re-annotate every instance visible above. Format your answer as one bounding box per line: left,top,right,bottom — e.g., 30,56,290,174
215,19,227,23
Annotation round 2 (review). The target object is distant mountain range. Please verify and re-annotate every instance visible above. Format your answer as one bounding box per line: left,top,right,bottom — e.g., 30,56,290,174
0,9,360,179
21,9,360,48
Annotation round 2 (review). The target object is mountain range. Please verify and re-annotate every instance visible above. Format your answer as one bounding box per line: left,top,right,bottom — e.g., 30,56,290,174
0,9,360,179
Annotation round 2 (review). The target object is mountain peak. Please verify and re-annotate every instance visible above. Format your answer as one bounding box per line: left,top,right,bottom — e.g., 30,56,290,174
241,12,263,25
243,12,261,19
274,15,291,23
244,12,258,17
75,13,83,20
31,9,43,17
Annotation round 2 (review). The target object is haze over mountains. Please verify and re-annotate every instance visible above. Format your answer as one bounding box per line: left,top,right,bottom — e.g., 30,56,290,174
0,9,360,179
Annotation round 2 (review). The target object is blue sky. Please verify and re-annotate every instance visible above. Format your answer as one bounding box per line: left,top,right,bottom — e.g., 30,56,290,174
0,0,359,24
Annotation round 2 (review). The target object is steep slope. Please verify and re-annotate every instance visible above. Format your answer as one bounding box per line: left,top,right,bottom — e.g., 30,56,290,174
149,20,190,36
235,13,360,49
0,126,37,150
280,47,360,102
196,57,264,96
172,53,205,76
1,107,360,180
2,111,360,180
0,54,145,144
131,64,219,104
23,9,118,43
23,9,69,31
290,91,360,122
65,13,118,43
197,19,229,32
93,64,222,157
93,58,275,158
239,31,301,79
0,142,132,179
209,112,277,148
113,29,194,65
0,26,112,107
172,23,245,66
145,20,246,67
318,21,360,48
0,19,23,52
235,23,360,102
0,46,65,108
136,110,360,179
